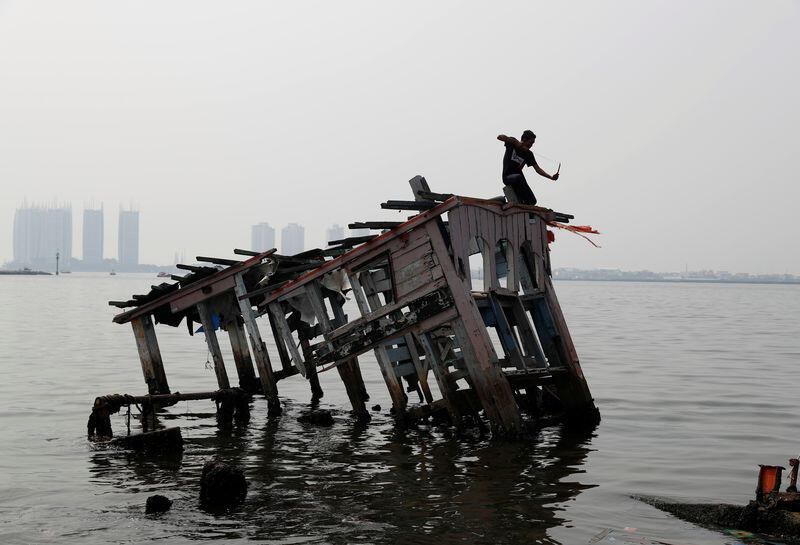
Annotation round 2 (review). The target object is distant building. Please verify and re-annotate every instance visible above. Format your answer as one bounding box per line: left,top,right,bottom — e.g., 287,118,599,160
251,222,275,252
13,203,72,270
350,227,369,238
326,224,345,246
82,207,104,263
281,223,304,255
118,208,139,268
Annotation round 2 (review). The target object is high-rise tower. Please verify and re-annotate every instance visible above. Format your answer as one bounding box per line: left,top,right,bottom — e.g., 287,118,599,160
281,223,304,255
82,207,104,263
118,208,139,268
251,222,275,252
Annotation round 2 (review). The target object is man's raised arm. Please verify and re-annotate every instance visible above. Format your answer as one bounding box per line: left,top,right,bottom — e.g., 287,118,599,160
497,134,521,147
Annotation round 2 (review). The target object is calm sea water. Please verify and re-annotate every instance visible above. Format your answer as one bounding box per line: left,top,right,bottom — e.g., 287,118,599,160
1,273,798,544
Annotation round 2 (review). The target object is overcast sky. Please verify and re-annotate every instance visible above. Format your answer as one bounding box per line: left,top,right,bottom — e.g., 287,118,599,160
1,1,797,273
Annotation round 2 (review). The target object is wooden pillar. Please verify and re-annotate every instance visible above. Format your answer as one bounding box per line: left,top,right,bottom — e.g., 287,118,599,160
267,303,307,376
131,314,170,395
196,301,230,389
425,221,523,436
347,271,407,420
234,274,280,414
336,357,370,419
268,312,293,374
226,316,259,393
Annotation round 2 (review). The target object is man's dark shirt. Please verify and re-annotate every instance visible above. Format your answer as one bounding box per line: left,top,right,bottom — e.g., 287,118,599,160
502,141,538,179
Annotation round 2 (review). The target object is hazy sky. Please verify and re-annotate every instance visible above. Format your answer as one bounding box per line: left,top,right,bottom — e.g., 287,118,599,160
1,1,798,273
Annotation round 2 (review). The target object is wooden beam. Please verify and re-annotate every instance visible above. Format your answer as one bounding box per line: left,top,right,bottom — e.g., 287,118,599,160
197,256,242,266
267,303,307,377
131,315,170,395
225,315,259,393
234,274,280,414
196,301,230,389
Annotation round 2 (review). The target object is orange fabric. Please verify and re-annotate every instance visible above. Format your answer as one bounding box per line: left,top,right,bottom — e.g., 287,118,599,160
547,222,601,247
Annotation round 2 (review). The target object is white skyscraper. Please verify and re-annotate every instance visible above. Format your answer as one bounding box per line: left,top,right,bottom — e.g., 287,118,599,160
251,222,275,252
13,203,72,269
281,223,305,255
118,208,139,268
82,207,104,263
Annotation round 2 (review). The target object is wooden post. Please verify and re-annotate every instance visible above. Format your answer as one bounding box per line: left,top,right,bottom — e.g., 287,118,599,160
131,314,170,395
234,274,281,414
425,221,524,435
267,303,307,376
226,316,259,392
267,311,293,373
196,301,230,389
347,271,407,419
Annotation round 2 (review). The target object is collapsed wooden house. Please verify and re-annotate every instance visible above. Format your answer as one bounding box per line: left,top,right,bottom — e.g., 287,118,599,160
92,177,600,439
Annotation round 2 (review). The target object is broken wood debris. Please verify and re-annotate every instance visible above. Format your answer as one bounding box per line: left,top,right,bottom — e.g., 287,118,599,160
96,175,600,439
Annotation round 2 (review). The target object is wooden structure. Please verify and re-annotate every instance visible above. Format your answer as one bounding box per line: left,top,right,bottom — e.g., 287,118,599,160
101,177,599,437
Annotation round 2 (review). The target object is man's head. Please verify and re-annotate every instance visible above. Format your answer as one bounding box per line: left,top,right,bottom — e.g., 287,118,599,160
520,129,536,148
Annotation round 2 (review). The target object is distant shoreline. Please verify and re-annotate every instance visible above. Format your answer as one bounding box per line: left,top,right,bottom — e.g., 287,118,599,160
0,270,52,276
554,277,800,286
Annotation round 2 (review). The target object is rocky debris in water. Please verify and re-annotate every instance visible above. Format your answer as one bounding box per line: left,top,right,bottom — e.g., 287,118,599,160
200,461,247,508
112,427,183,452
297,409,334,426
145,494,172,514
640,497,800,539
371,404,381,412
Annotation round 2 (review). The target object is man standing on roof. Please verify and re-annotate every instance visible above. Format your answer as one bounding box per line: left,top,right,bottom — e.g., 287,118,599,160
498,129,559,206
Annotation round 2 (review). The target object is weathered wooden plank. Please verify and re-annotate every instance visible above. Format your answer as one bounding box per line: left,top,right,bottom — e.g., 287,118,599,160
196,301,231,389
384,345,411,362
225,316,260,392
267,303,307,377
336,357,370,419
391,240,434,272
408,175,431,200
131,315,170,395
233,274,280,412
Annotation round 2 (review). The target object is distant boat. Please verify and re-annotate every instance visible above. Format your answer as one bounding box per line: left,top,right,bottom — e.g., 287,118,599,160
157,272,170,278
110,270,117,276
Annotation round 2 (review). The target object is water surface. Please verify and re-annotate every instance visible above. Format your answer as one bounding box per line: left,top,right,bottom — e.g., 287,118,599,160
1,274,798,544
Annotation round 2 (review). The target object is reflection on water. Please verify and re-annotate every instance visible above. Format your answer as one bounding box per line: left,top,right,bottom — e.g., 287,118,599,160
87,400,596,544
